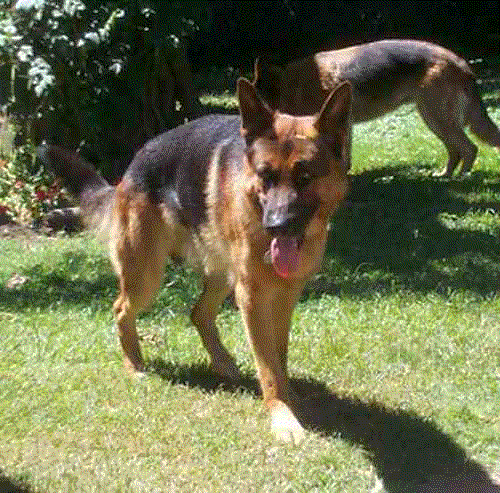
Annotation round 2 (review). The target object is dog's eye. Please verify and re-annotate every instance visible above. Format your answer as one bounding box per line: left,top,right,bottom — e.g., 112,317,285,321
257,167,278,188
296,171,312,188
293,162,313,188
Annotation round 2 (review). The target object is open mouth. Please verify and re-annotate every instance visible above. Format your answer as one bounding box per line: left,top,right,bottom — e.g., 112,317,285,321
264,235,304,279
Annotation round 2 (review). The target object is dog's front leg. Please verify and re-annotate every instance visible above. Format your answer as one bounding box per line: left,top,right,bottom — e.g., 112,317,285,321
235,277,305,443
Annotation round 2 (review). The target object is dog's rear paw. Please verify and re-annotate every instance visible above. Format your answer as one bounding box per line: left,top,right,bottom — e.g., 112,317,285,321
270,401,305,444
432,168,452,178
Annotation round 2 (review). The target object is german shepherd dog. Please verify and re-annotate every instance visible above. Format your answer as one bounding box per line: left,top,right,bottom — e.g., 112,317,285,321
254,39,500,177
37,78,351,442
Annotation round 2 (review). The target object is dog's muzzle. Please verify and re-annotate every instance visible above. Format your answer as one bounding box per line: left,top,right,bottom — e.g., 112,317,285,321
261,188,316,279
261,187,301,237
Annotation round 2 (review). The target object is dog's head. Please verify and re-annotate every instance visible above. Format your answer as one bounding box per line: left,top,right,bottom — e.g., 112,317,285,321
237,78,351,279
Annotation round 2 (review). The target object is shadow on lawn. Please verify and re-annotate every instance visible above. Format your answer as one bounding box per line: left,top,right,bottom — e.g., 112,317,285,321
0,470,33,493
306,164,500,299
151,359,500,493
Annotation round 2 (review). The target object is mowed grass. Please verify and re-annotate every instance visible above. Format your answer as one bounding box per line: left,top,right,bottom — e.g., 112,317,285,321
1,100,500,492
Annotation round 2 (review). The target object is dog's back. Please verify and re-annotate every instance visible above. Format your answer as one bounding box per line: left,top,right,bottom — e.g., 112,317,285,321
123,114,243,229
261,40,468,120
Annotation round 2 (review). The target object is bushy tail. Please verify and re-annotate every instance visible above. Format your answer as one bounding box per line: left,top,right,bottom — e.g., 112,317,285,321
464,74,500,148
36,144,116,231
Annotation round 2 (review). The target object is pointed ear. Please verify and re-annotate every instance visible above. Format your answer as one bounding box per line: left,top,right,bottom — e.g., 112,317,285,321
253,58,283,110
237,77,274,144
315,81,352,135
314,81,352,162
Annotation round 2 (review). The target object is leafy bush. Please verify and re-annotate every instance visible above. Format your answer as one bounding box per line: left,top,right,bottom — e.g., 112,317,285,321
1,1,126,141
0,143,67,224
0,1,199,223
0,1,198,178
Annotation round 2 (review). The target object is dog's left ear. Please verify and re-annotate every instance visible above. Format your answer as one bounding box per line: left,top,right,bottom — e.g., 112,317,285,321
237,77,274,145
314,81,352,160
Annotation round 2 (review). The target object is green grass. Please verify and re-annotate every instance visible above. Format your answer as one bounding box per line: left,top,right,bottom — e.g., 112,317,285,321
199,91,240,111
1,101,500,492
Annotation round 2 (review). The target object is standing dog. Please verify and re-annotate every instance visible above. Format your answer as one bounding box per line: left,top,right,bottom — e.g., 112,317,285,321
254,39,500,176
37,78,351,442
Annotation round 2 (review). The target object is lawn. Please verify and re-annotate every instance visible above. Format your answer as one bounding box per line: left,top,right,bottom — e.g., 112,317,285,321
1,100,500,492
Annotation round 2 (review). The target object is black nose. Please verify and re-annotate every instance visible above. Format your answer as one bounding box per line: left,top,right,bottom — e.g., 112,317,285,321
263,205,301,236
263,200,319,237
264,205,293,228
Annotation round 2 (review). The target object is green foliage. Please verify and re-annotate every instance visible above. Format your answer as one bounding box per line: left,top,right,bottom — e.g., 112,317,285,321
0,1,198,181
0,143,66,224
1,1,125,115
0,1,202,223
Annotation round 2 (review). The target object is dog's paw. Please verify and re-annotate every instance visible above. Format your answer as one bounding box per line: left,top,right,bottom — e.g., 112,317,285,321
270,401,305,444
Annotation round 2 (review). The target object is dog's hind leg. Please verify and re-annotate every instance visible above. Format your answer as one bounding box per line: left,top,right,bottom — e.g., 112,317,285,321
191,274,241,380
417,91,477,177
110,187,169,373
113,293,145,373
447,127,477,176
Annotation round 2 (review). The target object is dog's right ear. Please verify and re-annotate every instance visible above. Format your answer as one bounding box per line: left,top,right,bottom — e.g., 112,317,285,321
253,58,283,110
237,77,274,145
314,81,352,165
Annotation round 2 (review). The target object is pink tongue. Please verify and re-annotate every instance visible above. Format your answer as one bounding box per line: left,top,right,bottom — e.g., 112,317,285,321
270,237,300,279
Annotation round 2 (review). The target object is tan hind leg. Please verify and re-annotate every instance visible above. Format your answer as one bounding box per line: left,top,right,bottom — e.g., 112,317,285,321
417,92,477,177
453,133,477,176
190,275,240,380
110,189,170,373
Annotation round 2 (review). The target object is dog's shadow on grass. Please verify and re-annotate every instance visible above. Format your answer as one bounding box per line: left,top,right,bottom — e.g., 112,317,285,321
150,359,499,493
292,382,500,493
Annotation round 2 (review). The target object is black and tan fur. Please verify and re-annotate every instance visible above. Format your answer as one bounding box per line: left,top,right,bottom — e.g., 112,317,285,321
254,39,500,176
37,78,351,442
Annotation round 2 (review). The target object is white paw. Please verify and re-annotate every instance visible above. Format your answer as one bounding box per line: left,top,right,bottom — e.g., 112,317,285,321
370,477,386,493
270,402,305,444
